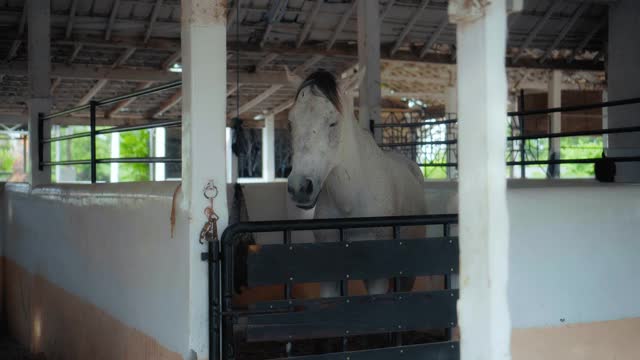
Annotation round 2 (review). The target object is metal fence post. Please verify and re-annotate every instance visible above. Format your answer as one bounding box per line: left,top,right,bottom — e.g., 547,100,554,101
518,89,526,178
38,112,44,171
90,101,97,183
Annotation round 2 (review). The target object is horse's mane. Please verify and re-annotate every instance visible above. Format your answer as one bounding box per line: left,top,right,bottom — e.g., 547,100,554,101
296,69,342,113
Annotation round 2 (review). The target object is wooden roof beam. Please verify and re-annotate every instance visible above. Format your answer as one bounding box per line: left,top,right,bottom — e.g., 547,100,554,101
233,54,323,116
419,16,449,59
5,2,27,62
76,47,137,105
326,0,358,50
296,0,323,48
148,89,182,118
389,0,431,56
568,16,607,63
540,3,590,64
144,0,163,43
379,0,396,21
105,0,121,40
65,0,79,39
513,2,563,64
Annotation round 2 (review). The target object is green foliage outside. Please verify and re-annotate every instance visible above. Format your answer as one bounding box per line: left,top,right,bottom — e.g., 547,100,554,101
0,139,14,180
51,126,150,183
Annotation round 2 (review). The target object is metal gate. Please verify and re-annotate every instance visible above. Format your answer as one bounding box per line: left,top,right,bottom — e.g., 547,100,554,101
204,214,459,360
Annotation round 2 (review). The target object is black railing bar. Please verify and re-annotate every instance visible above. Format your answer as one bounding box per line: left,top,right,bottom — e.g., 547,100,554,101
381,140,457,147
41,160,92,166
507,126,640,141
374,119,458,128
220,214,459,237
95,80,182,106
417,163,458,167
42,131,92,143
96,120,181,135
506,156,640,166
41,104,91,120
507,97,640,117
42,120,182,144
96,157,182,164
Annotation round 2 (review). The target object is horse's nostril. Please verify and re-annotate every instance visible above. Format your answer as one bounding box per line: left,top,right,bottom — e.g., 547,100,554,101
303,179,314,195
287,184,295,195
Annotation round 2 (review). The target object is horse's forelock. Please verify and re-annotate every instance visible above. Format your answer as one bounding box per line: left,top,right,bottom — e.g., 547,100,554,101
295,70,342,113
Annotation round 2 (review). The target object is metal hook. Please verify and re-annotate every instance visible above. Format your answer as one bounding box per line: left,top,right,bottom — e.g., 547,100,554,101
203,181,218,199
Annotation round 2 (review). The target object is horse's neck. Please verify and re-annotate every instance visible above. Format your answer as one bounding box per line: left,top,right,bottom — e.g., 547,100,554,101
324,113,380,214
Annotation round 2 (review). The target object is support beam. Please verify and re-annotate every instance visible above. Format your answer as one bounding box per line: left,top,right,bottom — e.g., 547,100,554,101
326,0,358,50
50,77,62,95
110,132,120,182
390,0,430,56
28,0,52,185
162,50,182,70
547,70,562,177
262,114,276,181
227,0,245,31
255,53,279,71
65,0,79,39
540,3,589,64
269,99,295,116
452,1,510,359
357,0,381,137
104,82,153,118
569,17,607,63
67,43,83,64
419,17,449,59
77,47,136,105
105,0,121,40
5,2,27,61
181,1,229,357
296,0,323,48
234,54,323,116
149,89,182,118
380,0,395,21
260,0,288,48
513,1,562,63
144,0,163,43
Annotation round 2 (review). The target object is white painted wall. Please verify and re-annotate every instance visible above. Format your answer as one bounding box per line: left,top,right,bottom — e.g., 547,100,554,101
1,182,190,357
3,180,639,355
508,183,640,328
608,0,640,182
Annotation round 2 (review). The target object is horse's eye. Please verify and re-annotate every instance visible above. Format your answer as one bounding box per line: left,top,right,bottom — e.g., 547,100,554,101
329,122,337,128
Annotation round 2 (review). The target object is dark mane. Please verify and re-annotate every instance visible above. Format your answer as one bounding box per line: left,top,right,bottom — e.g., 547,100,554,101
295,70,342,113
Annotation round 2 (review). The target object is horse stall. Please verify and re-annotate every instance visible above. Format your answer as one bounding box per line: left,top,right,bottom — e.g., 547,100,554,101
2,1,640,360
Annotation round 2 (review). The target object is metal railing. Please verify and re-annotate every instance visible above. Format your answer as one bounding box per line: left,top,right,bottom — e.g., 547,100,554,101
206,214,459,360
38,80,182,183
376,97,640,178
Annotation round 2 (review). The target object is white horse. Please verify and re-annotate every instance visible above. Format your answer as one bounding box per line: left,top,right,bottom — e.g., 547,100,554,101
286,69,427,297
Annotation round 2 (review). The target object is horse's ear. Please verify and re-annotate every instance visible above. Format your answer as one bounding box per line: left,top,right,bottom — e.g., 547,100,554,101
285,66,303,89
338,65,367,94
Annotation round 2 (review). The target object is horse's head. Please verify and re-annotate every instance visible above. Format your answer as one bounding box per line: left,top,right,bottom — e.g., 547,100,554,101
287,69,346,209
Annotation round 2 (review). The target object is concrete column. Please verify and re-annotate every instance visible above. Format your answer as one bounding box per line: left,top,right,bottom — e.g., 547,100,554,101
357,0,381,141
547,70,561,177
226,127,238,183
451,0,511,359
181,0,228,357
53,125,61,181
27,0,51,185
602,89,608,149
154,127,166,181
608,0,640,182
262,115,275,182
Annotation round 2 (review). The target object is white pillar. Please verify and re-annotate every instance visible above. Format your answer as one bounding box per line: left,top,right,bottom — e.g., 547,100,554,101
110,132,120,182
27,0,51,185
451,0,511,359
608,0,640,182
262,115,276,182
548,70,562,177
181,0,228,357
357,0,381,141
154,127,166,181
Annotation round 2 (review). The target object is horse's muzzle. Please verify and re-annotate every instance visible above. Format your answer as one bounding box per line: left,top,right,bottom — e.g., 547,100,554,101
287,175,318,208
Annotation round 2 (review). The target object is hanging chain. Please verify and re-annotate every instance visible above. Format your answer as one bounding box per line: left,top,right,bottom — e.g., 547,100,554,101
199,181,219,244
